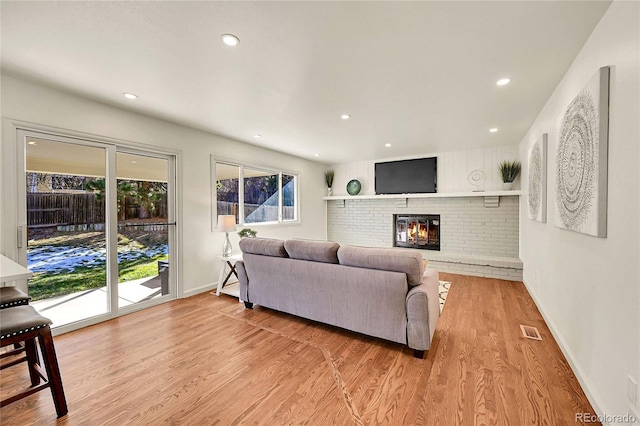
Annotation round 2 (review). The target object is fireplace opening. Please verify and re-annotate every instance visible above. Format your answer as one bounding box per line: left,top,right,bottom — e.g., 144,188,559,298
394,214,440,251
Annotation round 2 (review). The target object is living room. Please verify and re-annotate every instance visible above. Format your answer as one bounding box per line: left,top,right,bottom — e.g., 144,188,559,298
1,1,638,424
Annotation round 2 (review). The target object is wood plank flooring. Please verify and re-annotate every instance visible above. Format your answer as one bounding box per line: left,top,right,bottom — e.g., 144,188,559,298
0,273,599,425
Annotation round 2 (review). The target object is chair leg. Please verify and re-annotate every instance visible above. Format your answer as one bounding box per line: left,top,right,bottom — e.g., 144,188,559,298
37,329,68,418
24,338,41,386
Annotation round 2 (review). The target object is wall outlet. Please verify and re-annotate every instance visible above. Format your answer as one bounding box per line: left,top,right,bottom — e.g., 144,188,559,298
628,376,638,404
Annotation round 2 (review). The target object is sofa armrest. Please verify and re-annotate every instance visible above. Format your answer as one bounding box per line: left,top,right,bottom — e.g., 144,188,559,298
236,260,249,302
405,268,440,351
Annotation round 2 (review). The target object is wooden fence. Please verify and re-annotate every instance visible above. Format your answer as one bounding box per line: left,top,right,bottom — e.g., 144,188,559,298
217,201,295,223
28,195,290,229
27,194,103,228
27,193,167,228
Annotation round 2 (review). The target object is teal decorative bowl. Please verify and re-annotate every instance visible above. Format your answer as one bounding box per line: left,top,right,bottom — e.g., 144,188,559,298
346,179,361,196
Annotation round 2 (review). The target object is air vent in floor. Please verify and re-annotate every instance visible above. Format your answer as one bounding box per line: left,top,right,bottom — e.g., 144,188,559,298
520,325,542,340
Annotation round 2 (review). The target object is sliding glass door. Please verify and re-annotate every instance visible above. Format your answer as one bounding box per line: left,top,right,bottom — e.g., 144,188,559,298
17,130,176,333
116,152,173,311
24,136,110,327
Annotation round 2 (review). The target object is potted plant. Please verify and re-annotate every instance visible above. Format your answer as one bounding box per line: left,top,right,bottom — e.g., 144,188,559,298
237,228,257,238
498,160,521,190
325,170,335,196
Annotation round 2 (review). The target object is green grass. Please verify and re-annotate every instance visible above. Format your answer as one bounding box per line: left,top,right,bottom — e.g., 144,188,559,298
28,254,169,301
118,255,168,283
29,267,107,301
27,228,169,301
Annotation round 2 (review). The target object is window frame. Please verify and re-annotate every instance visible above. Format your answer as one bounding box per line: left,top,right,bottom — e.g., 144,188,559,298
211,157,299,230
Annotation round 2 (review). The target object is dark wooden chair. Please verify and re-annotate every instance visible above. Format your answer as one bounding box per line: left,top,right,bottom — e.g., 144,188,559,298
0,286,32,351
0,305,68,418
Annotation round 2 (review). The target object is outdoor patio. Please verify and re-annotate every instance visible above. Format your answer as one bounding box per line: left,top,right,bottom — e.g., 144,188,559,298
32,275,164,328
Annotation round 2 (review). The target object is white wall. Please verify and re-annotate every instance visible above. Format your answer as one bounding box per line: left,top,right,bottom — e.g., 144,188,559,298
0,75,328,296
519,1,639,419
330,145,519,196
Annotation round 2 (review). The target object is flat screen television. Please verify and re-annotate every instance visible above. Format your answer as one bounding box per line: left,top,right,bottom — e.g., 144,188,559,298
375,157,437,194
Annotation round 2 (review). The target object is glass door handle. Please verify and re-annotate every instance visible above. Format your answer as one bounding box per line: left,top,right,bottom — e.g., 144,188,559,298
17,226,24,248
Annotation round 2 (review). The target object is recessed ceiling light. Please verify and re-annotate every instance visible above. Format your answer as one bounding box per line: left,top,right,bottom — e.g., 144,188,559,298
28,141,37,145
496,78,511,86
313,154,320,157
123,92,138,100
489,128,498,133
131,161,137,164
385,143,392,147
341,114,351,120
253,134,262,139
221,34,240,46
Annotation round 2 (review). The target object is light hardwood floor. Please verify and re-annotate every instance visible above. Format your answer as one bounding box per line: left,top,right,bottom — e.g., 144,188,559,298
0,273,599,425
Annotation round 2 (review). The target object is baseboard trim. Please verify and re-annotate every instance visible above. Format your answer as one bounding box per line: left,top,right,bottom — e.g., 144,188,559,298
183,282,217,298
630,404,639,421
522,279,604,419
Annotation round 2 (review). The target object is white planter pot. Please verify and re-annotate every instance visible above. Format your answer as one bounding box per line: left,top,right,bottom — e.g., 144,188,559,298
502,182,513,190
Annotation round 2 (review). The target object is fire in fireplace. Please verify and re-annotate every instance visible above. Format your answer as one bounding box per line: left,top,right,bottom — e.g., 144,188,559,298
394,214,440,251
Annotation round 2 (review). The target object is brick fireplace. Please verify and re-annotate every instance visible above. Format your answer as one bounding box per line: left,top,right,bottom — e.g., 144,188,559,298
326,195,522,280
394,214,440,251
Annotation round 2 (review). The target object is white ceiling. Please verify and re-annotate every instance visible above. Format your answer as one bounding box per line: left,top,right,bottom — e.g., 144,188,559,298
1,1,611,164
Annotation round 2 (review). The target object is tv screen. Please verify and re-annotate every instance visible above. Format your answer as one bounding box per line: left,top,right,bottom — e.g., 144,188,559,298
375,157,437,194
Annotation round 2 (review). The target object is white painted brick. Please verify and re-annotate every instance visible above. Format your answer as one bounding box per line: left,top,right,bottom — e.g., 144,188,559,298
328,196,521,270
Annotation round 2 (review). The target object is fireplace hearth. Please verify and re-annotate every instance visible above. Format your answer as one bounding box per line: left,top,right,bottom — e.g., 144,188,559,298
394,214,440,251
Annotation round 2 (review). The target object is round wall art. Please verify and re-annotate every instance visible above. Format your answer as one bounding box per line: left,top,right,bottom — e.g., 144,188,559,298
556,90,599,232
528,144,542,218
527,134,548,223
346,179,361,196
554,66,609,238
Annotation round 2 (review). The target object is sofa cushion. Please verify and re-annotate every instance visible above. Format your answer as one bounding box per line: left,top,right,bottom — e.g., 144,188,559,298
337,245,424,286
284,239,340,264
239,238,288,258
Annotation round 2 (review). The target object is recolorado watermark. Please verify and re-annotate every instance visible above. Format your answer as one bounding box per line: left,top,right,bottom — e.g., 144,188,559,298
575,412,637,423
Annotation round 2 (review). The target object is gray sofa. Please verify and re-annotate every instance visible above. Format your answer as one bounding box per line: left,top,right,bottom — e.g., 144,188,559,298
236,238,440,358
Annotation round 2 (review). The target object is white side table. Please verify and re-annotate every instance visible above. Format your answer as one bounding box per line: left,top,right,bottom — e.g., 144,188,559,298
215,253,243,299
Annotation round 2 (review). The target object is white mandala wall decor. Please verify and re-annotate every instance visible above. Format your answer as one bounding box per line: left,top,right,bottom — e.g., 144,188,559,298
555,66,609,237
528,134,547,223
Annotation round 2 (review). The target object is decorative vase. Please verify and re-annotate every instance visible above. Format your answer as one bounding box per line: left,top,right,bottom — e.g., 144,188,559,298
327,187,333,196
346,179,361,196
502,182,513,191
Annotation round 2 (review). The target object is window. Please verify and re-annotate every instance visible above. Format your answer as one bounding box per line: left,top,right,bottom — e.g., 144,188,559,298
214,160,298,225
282,173,296,222
216,163,240,219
